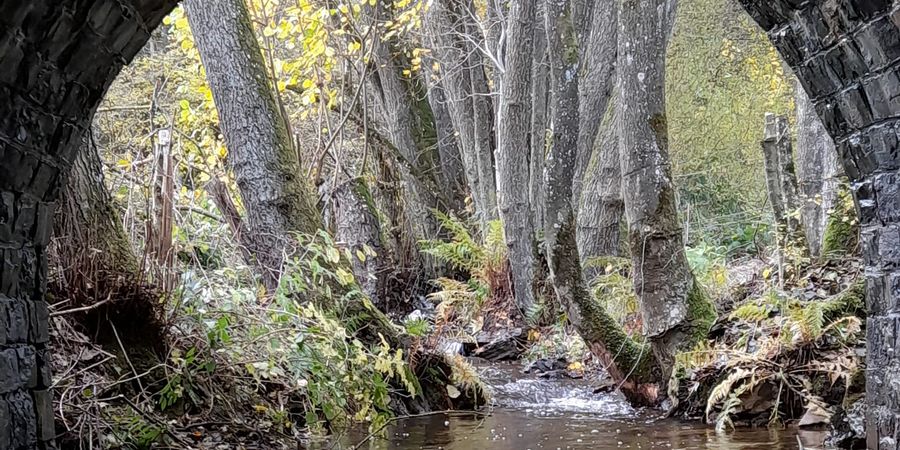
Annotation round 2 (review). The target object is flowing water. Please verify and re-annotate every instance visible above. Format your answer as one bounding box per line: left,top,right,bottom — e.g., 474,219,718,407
314,362,829,450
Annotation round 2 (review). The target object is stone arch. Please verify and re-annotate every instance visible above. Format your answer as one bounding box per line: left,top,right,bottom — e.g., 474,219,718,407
0,0,897,448
0,1,177,448
738,2,899,448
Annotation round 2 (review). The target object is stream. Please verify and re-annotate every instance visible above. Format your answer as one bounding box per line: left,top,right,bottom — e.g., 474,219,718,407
313,362,829,449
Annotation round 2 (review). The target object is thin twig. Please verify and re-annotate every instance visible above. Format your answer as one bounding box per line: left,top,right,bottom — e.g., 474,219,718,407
176,205,224,223
110,323,146,397
50,297,112,317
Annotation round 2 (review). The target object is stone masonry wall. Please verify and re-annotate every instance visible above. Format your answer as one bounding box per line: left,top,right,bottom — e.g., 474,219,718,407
738,1,900,449
0,1,177,448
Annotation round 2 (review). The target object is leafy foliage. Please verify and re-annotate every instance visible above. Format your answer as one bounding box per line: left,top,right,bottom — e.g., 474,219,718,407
420,215,513,334
668,0,793,243
172,232,421,434
420,211,486,273
589,257,640,331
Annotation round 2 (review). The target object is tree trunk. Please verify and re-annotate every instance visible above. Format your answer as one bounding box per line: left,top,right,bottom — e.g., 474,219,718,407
618,0,715,378
185,0,321,291
762,113,805,249
485,0,506,96
577,93,624,281
543,0,661,405
573,0,617,205
529,2,550,234
794,80,843,258
761,114,787,230
543,0,584,330
496,0,537,313
53,133,139,295
206,177,255,266
331,179,386,307
428,84,468,214
421,0,497,228
363,5,445,243
469,54,499,224
346,104,421,277
422,1,484,223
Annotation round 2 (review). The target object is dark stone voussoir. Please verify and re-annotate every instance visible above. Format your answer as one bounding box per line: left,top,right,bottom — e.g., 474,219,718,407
0,0,180,448
738,1,900,448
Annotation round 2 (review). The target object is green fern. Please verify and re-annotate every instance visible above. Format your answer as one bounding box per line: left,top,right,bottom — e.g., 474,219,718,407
785,300,825,345
419,211,484,272
730,300,772,323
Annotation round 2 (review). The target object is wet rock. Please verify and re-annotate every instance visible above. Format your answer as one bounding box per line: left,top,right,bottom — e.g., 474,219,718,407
469,328,527,361
826,398,866,449
524,358,584,379
593,380,617,394
436,340,464,355
524,357,568,374
798,403,832,428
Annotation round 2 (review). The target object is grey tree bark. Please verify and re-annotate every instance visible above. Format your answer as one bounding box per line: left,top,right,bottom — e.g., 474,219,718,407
185,0,321,291
496,0,537,313
428,83,468,214
577,93,624,280
761,114,787,230
53,133,139,292
529,2,550,234
572,0,617,205
469,53,499,223
762,113,805,248
355,2,453,248
617,0,715,377
366,69,443,238
331,179,386,307
573,0,621,278
794,81,842,257
542,0,661,406
421,0,497,227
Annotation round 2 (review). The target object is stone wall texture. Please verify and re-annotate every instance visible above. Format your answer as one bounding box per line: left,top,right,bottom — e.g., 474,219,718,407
0,1,176,448
738,1,900,449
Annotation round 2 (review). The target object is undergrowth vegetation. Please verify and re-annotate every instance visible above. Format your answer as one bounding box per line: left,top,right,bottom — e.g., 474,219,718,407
51,230,481,447
419,214,515,338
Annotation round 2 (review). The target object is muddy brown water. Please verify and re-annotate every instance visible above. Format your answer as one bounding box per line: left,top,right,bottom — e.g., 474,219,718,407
312,363,829,450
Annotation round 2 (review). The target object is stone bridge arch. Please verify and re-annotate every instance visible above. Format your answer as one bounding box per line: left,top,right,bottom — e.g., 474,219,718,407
739,2,900,448
0,1,177,448
0,0,896,448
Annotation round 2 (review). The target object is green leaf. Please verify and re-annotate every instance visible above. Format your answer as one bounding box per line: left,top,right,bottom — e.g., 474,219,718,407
326,246,340,263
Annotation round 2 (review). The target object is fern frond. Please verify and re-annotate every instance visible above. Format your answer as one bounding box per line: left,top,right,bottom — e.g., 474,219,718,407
706,368,752,423
730,301,770,323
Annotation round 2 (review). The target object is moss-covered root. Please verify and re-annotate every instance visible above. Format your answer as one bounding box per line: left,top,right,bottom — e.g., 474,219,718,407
551,212,664,406
579,298,663,406
821,184,858,257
